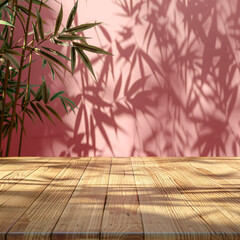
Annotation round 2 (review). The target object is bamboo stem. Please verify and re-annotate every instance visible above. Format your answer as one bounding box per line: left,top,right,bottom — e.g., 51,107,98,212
18,1,44,157
0,0,18,156
6,0,34,156
18,51,33,156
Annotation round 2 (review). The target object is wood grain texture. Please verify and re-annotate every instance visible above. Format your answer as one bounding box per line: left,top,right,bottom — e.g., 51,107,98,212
0,157,49,194
53,157,111,240
7,158,90,240
0,158,70,240
0,157,239,239
154,157,240,239
101,157,143,240
131,157,212,240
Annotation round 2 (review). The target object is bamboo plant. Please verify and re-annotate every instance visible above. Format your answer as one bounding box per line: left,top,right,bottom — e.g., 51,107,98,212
0,0,111,156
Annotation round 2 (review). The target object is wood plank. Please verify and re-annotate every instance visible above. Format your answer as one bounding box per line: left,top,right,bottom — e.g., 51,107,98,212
0,158,50,195
183,157,240,187
7,158,90,240
0,158,71,240
101,157,143,240
132,157,212,240
153,157,240,239
52,157,112,240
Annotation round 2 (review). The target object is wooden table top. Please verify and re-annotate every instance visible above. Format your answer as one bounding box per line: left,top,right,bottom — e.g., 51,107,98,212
0,157,239,239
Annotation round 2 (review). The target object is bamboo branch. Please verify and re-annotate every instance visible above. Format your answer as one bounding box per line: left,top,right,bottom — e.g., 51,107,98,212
6,0,34,156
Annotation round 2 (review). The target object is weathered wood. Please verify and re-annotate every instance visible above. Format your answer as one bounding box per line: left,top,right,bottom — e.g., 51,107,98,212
0,158,70,240
0,158,49,196
131,157,212,240
154,157,240,239
101,157,143,240
7,158,90,240
0,157,238,239
53,157,111,240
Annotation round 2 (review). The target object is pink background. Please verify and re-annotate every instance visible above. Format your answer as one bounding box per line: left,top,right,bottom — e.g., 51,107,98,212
10,0,240,157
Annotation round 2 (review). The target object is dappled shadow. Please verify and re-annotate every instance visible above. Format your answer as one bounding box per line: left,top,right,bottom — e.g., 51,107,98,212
16,0,240,157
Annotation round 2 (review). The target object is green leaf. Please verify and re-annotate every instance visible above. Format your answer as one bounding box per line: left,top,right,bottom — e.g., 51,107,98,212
42,58,47,68
42,76,48,104
48,63,55,80
25,0,53,10
42,47,70,61
35,84,43,101
17,5,46,24
30,88,36,98
32,21,39,42
30,102,43,122
26,107,36,122
57,34,86,41
54,4,63,36
66,0,78,29
75,48,96,80
3,49,22,56
73,42,112,55
60,96,78,108
36,103,54,124
50,91,65,101
3,124,9,138
36,7,44,40
0,0,9,11
60,98,67,113
46,105,63,122
39,49,71,72
0,20,13,27
66,22,101,33
71,47,76,73
3,53,20,69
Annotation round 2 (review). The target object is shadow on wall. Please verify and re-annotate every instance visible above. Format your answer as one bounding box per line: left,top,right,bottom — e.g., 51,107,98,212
21,0,240,157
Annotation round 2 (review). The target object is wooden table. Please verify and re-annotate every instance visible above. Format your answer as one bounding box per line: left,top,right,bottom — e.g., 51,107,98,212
0,157,239,239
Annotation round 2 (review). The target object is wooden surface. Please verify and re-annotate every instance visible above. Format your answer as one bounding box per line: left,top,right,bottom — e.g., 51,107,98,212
0,157,239,239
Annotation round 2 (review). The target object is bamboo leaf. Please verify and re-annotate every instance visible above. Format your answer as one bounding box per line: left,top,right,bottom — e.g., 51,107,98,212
60,96,78,108
66,0,78,29
26,107,36,122
75,48,96,80
3,124,9,138
3,53,20,69
30,102,43,122
73,42,112,55
39,49,70,72
25,0,53,10
32,21,39,42
4,49,22,56
54,4,63,36
0,20,13,27
42,58,47,68
0,0,9,11
35,84,43,101
66,22,101,33
36,103,54,124
50,91,65,101
60,98,67,113
36,7,44,39
46,105,63,122
42,76,48,104
48,63,55,80
42,46,70,60
71,47,76,73
57,34,86,41
30,88,36,98
17,5,46,24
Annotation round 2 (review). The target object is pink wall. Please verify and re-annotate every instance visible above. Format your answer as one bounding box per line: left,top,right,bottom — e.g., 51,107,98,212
13,0,240,157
